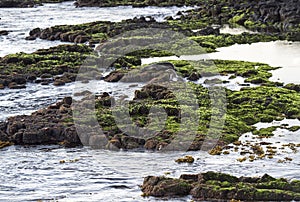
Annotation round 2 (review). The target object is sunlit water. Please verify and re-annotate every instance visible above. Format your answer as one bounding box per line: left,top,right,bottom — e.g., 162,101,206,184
220,24,257,35
142,41,300,84
0,2,300,201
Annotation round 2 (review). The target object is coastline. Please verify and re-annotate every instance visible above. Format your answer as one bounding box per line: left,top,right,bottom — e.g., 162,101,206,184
0,0,299,201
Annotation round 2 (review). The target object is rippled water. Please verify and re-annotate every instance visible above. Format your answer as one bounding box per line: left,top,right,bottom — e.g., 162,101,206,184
0,2,300,201
0,79,145,121
1,137,300,201
0,1,193,56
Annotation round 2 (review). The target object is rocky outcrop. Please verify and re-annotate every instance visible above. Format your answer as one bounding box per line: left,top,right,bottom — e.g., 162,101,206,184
0,44,92,89
104,62,176,83
0,97,81,147
26,17,186,45
177,0,299,38
0,30,9,36
142,172,300,201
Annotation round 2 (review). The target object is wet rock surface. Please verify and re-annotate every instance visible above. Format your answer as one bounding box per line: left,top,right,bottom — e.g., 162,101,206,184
0,30,9,36
0,97,81,147
142,172,300,201
26,17,190,45
2,59,299,153
174,0,300,39
69,0,300,39
0,44,92,89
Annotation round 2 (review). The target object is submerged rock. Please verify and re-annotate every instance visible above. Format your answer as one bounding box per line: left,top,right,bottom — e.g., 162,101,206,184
0,30,9,36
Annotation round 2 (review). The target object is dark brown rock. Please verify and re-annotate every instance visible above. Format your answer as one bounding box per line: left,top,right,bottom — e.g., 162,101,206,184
104,71,124,82
141,176,192,197
8,82,26,89
0,30,9,35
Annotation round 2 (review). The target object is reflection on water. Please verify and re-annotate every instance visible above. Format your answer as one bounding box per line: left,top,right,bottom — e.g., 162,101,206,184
210,41,300,84
142,41,300,84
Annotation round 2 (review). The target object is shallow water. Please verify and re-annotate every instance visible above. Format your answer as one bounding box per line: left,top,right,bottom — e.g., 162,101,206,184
0,79,145,121
1,135,300,201
209,41,300,84
0,1,193,56
220,24,257,35
142,41,300,84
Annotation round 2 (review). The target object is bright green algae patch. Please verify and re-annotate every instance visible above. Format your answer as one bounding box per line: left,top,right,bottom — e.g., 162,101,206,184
0,44,93,88
171,59,281,85
141,172,300,201
28,19,281,53
90,59,300,150
0,44,92,74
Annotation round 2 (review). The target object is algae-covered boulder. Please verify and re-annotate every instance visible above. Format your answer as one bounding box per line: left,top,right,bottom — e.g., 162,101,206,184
0,44,92,88
0,97,81,147
142,172,300,201
141,176,192,197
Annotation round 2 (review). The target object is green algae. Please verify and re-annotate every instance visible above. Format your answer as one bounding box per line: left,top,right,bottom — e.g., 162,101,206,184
189,33,278,53
142,172,300,201
91,59,300,150
253,126,278,138
0,44,93,87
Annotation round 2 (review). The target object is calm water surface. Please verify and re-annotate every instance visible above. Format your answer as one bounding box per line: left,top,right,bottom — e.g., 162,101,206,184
142,41,300,84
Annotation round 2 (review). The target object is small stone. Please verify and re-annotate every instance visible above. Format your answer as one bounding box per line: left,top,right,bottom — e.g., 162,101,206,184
175,155,195,163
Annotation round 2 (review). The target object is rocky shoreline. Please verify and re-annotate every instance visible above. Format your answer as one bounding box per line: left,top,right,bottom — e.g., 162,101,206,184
25,16,280,51
0,44,92,89
141,171,300,201
0,97,80,147
2,0,299,42
1,0,300,201
1,60,299,151
4,0,297,41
